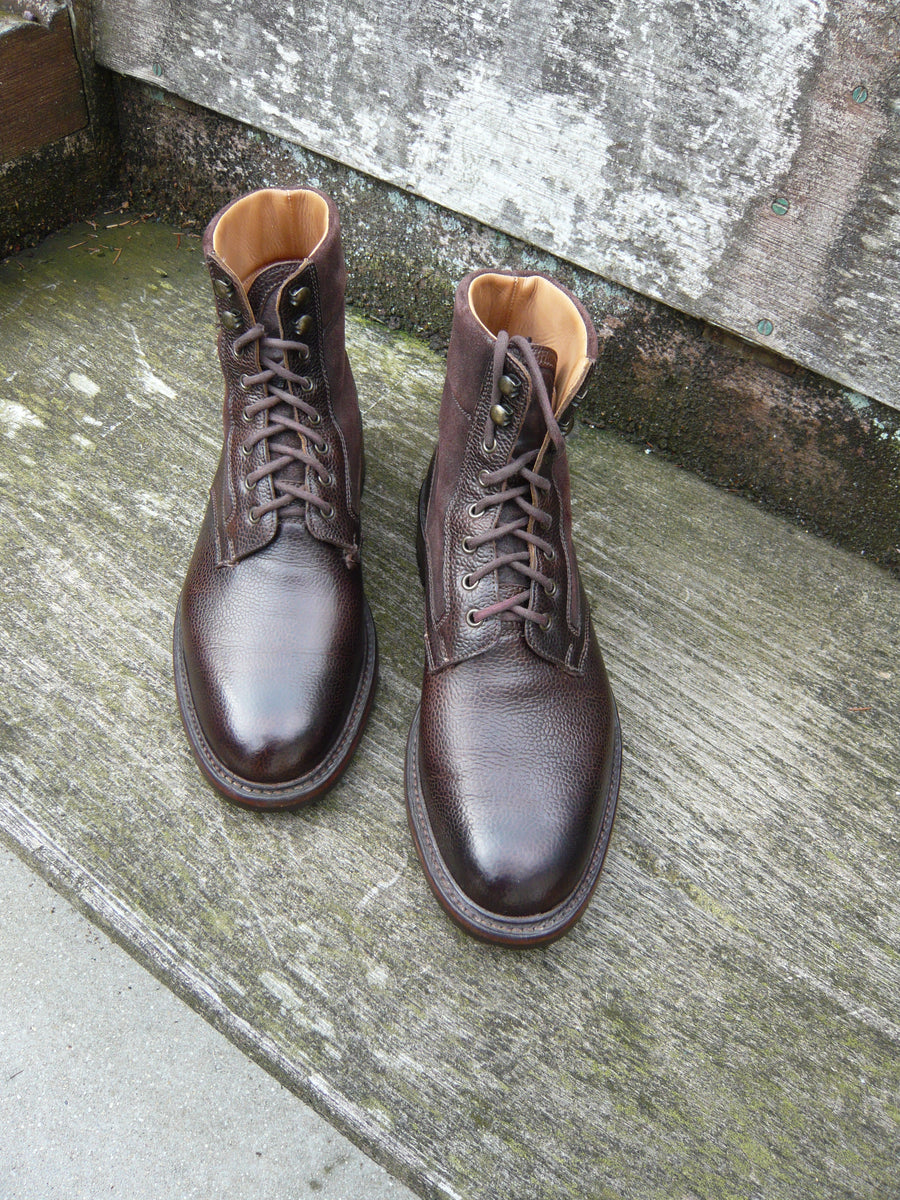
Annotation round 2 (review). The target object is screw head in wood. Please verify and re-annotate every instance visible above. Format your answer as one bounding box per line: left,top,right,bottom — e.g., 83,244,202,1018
852,85,868,104
757,318,774,337
772,197,789,216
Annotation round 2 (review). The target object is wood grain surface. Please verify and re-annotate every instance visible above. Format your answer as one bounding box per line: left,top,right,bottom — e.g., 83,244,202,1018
0,6,87,163
0,219,898,1199
92,0,900,411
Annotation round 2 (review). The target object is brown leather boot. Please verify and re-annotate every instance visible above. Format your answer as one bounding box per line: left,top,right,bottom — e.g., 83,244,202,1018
405,270,621,944
173,188,377,808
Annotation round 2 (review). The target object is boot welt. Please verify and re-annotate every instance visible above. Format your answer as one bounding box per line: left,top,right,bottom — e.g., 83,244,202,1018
172,599,378,810
404,701,622,947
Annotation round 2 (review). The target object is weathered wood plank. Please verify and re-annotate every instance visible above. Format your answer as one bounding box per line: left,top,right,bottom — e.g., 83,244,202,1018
0,6,88,163
0,220,898,1199
92,0,900,411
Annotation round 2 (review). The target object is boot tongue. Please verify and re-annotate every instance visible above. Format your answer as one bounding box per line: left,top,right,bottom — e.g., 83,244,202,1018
245,260,306,512
246,260,303,332
492,342,558,612
512,343,557,456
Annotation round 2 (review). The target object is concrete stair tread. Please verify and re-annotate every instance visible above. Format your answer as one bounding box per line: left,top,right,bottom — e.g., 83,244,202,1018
1,217,897,1200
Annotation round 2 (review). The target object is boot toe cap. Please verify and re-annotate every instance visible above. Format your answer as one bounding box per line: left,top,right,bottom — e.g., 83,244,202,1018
211,684,340,784
412,647,619,931
436,790,598,918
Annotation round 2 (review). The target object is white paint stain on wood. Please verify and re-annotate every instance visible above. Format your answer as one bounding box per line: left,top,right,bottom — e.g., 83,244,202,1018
141,371,177,400
68,371,101,397
0,397,44,435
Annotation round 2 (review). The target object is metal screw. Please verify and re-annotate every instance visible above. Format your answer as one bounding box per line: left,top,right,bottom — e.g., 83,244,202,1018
771,197,789,216
153,64,163,77
852,85,868,104
757,318,774,337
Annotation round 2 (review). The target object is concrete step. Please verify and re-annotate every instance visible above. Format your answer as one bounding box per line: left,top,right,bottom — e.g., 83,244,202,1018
1,215,897,1200
0,845,415,1199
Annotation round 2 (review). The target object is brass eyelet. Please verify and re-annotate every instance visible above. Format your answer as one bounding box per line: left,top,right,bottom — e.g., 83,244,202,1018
245,474,257,490
309,410,322,426
239,373,251,390
482,439,496,455
461,573,477,591
462,536,476,554
241,407,253,424
299,375,315,393
466,609,483,627
543,615,553,632
545,546,556,561
322,504,335,519
467,501,482,518
240,442,251,457
477,469,490,487
248,507,260,524
316,440,330,456
544,580,557,597
297,345,310,364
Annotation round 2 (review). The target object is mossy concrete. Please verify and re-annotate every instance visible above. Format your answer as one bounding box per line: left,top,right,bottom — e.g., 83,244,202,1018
1,218,898,1200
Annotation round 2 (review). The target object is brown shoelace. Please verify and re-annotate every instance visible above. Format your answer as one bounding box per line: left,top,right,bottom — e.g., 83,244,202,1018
466,333,565,629
232,322,332,521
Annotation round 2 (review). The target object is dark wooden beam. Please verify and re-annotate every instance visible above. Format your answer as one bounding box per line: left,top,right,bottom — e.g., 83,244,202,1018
0,7,88,163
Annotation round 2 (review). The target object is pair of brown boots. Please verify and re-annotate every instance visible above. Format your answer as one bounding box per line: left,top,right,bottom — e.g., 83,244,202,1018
173,187,621,946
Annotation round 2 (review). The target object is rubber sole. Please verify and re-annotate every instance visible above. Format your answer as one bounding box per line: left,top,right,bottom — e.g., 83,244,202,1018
173,599,378,810
404,700,622,947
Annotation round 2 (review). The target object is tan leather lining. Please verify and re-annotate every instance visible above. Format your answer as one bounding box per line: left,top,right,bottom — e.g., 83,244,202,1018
468,274,590,409
212,189,330,287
